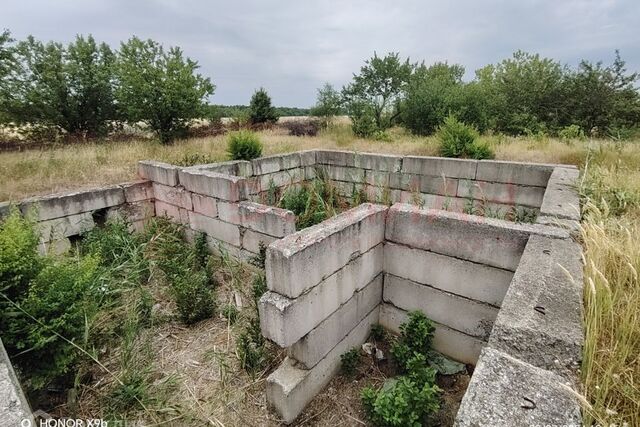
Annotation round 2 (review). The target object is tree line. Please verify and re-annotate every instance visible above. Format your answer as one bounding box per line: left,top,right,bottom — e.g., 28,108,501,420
312,51,640,140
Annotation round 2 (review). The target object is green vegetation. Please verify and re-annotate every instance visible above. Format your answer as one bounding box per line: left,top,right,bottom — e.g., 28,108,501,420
226,130,263,160
437,115,494,160
208,104,310,118
362,311,441,427
340,348,361,376
278,177,345,229
248,87,278,124
310,83,343,127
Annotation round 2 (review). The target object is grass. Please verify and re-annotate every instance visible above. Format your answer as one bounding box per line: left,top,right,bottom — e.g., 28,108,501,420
1,122,639,425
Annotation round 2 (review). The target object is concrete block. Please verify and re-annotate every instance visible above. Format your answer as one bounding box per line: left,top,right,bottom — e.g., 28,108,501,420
419,175,459,197
1,339,34,427
397,192,468,213
322,165,365,183
259,168,305,191
239,202,296,237
260,245,383,347
192,194,218,218
121,180,154,202
38,212,94,242
266,307,378,424
457,179,546,208
389,172,420,191
385,204,532,271
315,150,356,167
379,304,484,364
152,183,193,210
384,242,513,307
252,155,285,175
364,170,390,187
0,201,10,218
290,274,383,368
217,201,241,224
539,168,581,220
178,169,247,201
106,200,155,223
155,200,188,223
304,166,317,180
188,211,241,246
39,237,72,255
266,203,387,298
383,274,498,339
242,229,280,254
205,236,253,261
354,152,402,172
402,156,477,179
455,347,581,427
194,160,252,177
20,186,125,221
332,181,361,198
489,235,584,378
535,215,580,236
138,160,179,186
476,160,553,186
298,150,317,167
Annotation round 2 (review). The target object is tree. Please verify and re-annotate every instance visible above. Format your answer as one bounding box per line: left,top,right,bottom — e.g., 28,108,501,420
248,88,278,124
342,52,414,130
310,83,341,127
0,30,15,123
0,34,117,139
115,36,215,143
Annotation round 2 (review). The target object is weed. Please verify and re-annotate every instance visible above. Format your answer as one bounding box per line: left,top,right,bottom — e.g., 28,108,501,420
340,348,361,376
249,241,267,269
251,274,267,305
370,324,386,342
222,304,239,325
279,177,344,229
390,311,436,372
236,318,267,377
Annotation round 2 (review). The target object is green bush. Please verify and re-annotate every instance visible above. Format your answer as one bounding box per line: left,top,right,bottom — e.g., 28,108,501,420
249,88,278,124
237,318,267,376
349,101,379,138
437,115,494,160
340,348,361,376
279,178,342,229
227,130,263,161
390,310,436,371
559,124,586,140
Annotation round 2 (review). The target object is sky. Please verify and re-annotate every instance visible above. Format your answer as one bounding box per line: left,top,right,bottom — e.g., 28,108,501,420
2,0,639,107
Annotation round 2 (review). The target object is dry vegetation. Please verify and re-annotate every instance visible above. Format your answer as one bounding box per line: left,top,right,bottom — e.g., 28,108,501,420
1,122,639,426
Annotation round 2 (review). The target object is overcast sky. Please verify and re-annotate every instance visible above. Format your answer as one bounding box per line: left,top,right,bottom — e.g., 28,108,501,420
2,0,639,107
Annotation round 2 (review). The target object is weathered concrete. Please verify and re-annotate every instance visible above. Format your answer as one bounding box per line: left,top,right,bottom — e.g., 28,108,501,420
457,179,546,208
266,203,387,298
239,202,296,237
242,229,279,254
152,183,193,210
539,167,581,220
106,200,155,223
0,339,34,427
260,246,383,347
383,273,498,340
322,165,365,183
402,156,477,179
384,242,513,307
192,193,218,218
38,212,94,242
489,235,584,379
155,200,189,224
121,180,154,203
455,347,581,426
476,160,553,187
315,150,356,167
20,186,125,221
179,169,247,201
217,200,241,224
138,160,179,186
289,274,382,368
188,211,242,247
379,303,484,364
354,152,402,172
266,307,379,424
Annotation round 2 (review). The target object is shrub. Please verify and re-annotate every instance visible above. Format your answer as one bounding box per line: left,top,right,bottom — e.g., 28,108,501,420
227,130,263,161
310,83,342,127
390,310,436,371
437,115,493,159
251,274,267,304
171,270,214,325
222,304,238,324
349,101,379,138
282,119,320,136
249,88,278,124
559,124,586,140
370,324,386,342
340,348,361,376
237,318,267,376
279,178,342,229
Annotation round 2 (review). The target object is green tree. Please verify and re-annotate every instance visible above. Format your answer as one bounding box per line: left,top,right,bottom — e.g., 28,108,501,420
310,82,342,127
343,52,414,130
115,36,215,143
248,87,278,124
0,30,16,123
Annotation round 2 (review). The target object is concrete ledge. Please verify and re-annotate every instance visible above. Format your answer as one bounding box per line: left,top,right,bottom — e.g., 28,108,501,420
266,203,387,298
138,160,179,186
455,347,581,426
260,246,383,347
315,150,356,167
242,229,279,254
1,338,34,427
20,185,125,221
379,303,484,364
383,273,498,340
458,179,546,208
322,165,365,183
121,180,154,203
476,160,553,187
239,202,296,238
152,183,193,210
188,211,241,246
178,169,247,201
191,160,253,177
289,274,382,368
384,242,513,307
539,167,581,220
38,212,94,242
488,235,584,379
266,307,379,424
354,152,402,172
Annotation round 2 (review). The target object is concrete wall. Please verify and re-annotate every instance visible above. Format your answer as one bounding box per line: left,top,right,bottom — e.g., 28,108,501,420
0,181,155,254
0,338,34,427
259,203,387,423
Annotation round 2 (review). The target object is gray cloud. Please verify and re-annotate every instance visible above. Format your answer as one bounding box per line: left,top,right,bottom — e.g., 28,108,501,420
2,0,639,106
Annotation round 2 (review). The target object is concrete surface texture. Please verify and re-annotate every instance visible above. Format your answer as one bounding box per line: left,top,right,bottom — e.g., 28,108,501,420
0,150,584,426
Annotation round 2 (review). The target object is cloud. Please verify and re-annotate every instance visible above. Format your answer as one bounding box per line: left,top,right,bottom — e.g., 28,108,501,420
2,0,638,106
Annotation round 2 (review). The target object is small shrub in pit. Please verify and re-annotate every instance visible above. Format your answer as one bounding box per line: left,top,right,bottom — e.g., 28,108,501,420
227,130,263,160
390,310,436,371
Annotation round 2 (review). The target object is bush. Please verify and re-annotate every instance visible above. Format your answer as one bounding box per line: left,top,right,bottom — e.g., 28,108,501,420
237,318,267,376
249,88,278,124
282,119,320,136
437,115,494,160
279,178,342,229
559,124,586,140
349,101,379,138
390,310,436,370
227,130,263,160
340,348,361,376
